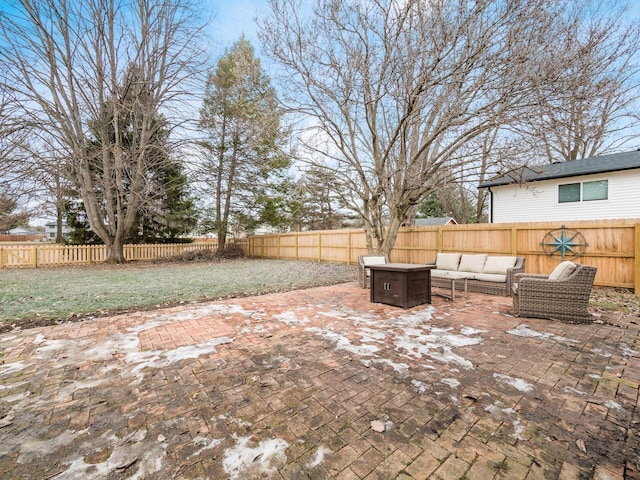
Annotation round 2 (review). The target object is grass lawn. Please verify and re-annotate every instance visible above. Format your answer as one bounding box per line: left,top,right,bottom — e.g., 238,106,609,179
0,258,358,329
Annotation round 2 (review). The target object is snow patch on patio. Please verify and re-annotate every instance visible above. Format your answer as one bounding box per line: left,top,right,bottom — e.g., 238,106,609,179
355,327,387,343
460,326,485,336
605,400,623,410
441,378,460,388
222,434,289,480
152,303,255,322
506,324,580,344
274,311,309,325
620,343,639,357
27,321,233,385
306,446,332,469
564,386,587,396
190,436,224,458
0,360,28,376
50,429,167,480
412,379,430,394
395,326,480,369
493,373,533,392
126,337,233,382
13,428,89,464
485,404,526,440
306,307,481,372
306,327,380,356
362,358,410,375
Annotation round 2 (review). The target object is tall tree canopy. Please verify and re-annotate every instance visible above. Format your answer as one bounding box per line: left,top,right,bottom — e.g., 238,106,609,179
0,0,206,262
259,0,640,252
198,36,291,250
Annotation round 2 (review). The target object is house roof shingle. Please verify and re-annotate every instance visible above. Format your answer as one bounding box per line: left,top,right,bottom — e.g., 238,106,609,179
478,149,640,188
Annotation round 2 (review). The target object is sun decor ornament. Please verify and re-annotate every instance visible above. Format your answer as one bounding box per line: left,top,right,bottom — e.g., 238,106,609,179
541,225,588,259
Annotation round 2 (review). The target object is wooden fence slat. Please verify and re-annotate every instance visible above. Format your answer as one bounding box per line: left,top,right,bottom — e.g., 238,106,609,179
247,220,640,291
0,242,223,269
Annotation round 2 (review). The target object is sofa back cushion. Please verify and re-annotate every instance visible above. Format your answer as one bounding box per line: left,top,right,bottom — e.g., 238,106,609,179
435,253,461,271
361,255,387,266
458,254,487,273
482,256,517,275
548,261,577,280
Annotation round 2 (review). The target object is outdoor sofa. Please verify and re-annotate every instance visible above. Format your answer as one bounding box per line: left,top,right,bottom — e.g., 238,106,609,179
512,261,597,323
426,253,526,297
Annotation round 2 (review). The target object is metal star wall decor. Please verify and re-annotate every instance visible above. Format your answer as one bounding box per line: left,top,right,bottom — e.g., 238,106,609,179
541,225,588,259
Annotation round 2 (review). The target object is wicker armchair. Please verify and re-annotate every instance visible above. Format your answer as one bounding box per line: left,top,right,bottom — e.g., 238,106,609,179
512,262,597,324
358,254,389,288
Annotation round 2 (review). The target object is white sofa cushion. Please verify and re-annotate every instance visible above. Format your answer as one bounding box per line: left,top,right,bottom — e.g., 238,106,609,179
458,254,487,273
435,253,461,271
448,271,476,279
431,269,452,277
482,256,517,275
432,269,475,279
548,261,576,280
474,273,507,283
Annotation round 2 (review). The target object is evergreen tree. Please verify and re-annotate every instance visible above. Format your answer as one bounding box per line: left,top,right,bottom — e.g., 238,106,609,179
198,36,291,248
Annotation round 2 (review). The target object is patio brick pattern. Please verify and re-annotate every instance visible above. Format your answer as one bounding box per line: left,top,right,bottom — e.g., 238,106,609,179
0,282,638,479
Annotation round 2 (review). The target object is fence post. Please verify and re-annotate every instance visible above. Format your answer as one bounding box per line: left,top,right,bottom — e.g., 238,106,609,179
317,233,322,262
635,223,639,295
31,246,37,268
295,233,299,260
511,226,518,255
347,231,352,265
0,246,3,269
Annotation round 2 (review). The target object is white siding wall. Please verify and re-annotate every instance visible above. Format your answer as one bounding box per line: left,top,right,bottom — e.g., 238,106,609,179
488,169,640,223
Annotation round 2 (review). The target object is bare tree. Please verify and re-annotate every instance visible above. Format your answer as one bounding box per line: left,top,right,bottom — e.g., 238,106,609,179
0,0,206,262
259,0,558,254
515,0,640,163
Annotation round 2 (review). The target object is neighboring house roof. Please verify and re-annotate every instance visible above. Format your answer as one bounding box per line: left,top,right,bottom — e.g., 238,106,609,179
414,216,458,226
478,149,640,188
8,227,35,235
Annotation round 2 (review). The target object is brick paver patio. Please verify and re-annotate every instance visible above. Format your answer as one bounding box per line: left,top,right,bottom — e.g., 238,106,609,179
0,281,638,479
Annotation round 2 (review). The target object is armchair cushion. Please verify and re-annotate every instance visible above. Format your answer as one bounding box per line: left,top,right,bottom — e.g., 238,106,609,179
548,261,577,280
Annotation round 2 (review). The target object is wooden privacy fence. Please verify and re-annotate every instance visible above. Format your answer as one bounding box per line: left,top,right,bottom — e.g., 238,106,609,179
0,242,219,268
248,219,640,293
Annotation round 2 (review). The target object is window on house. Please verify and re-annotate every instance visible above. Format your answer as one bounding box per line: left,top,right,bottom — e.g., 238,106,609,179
558,183,581,203
582,180,608,201
558,180,608,203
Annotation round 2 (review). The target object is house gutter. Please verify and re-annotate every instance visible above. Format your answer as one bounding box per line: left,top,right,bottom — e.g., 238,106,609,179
487,187,494,223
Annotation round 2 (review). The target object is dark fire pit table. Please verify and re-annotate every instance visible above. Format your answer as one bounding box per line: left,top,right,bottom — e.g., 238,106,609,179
369,263,434,309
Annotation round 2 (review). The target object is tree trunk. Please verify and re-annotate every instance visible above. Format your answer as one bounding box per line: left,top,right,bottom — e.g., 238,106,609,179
55,205,64,244
104,238,126,264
